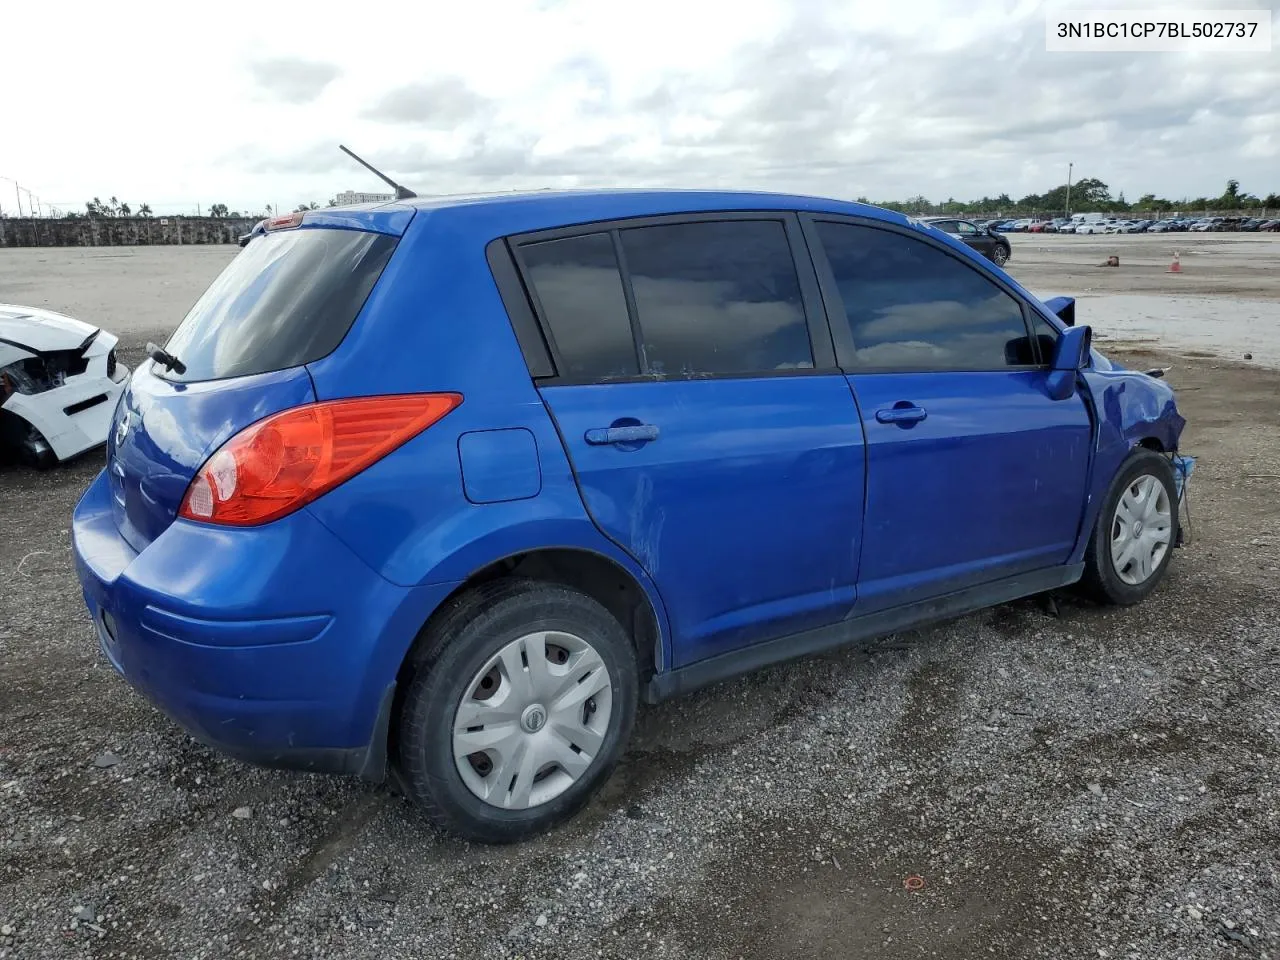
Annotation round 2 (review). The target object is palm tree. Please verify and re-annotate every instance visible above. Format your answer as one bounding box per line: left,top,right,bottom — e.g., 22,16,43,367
109,196,120,216
209,203,229,218
120,202,132,216
138,203,153,217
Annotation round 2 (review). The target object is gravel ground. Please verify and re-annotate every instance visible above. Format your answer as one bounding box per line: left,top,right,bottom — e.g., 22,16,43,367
1,244,1279,959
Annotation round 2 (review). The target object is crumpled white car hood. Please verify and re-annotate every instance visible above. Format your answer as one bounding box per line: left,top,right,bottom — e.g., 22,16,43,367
0,303,101,356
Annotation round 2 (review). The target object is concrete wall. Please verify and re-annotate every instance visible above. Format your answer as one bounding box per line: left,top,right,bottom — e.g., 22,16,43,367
0,217,258,248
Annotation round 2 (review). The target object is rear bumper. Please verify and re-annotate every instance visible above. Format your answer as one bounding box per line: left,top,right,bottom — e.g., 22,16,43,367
72,469,460,778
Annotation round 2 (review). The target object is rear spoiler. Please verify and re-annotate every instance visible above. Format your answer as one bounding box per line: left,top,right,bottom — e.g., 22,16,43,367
1042,296,1076,327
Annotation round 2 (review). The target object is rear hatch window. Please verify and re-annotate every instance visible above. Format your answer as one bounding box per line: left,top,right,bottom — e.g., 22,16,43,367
158,227,398,383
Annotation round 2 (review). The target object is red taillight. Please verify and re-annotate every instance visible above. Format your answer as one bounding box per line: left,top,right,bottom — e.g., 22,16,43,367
178,393,462,526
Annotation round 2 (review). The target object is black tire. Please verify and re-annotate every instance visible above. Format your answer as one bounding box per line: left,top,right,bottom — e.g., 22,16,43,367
395,578,638,844
1079,449,1179,606
0,412,55,469
991,244,1010,266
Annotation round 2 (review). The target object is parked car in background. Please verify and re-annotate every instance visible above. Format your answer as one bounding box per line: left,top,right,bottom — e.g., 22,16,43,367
1,304,130,467
922,217,1013,265
1190,218,1221,232
71,189,1194,843
1076,220,1111,235
1259,219,1280,232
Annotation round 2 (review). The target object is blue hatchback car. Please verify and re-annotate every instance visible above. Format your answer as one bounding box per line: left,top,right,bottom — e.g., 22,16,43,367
72,190,1190,843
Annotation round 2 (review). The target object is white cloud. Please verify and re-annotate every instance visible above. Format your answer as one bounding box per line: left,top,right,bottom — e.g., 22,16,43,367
3,0,1277,217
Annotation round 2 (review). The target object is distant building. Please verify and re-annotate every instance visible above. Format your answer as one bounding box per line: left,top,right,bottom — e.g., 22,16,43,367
334,190,395,206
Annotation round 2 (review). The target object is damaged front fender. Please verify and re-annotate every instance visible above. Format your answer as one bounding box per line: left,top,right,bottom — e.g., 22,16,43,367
1085,366,1186,455
1069,360,1189,564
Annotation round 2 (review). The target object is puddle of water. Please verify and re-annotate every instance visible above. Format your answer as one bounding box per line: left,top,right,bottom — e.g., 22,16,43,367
1032,293,1280,369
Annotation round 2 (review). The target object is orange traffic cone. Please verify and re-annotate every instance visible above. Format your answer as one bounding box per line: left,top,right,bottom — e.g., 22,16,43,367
1168,252,1182,273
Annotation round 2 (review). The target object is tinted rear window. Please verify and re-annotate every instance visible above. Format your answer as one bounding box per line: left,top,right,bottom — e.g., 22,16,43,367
619,220,813,376
520,233,640,380
159,228,398,382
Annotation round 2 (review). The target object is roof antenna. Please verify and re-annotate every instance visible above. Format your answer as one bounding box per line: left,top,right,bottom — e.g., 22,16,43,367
338,144,417,200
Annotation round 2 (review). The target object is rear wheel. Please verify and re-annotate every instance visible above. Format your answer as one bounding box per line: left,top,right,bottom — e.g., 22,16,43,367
1080,449,1178,605
990,244,1010,266
396,579,638,843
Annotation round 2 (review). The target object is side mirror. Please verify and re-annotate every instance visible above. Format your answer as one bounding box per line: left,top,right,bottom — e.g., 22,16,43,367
1046,324,1092,400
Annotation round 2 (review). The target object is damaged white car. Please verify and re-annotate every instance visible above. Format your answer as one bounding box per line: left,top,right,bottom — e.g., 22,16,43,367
0,304,129,467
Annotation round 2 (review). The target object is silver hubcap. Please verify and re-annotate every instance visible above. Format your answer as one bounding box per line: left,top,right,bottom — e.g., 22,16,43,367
452,631,613,810
993,247,1008,264
1110,474,1172,585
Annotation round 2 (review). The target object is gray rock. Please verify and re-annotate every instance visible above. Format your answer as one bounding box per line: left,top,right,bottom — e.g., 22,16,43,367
73,905,94,923
535,913,548,927
1088,783,1104,797
93,752,120,769
232,807,252,820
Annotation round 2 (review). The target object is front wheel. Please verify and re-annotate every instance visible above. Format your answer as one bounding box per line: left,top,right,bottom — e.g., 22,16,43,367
990,244,1010,266
1080,449,1178,605
396,579,638,844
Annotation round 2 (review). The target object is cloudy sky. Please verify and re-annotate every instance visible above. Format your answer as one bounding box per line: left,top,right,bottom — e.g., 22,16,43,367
4,0,1277,216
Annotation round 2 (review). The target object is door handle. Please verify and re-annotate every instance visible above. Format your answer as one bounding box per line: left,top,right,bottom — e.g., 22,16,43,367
875,405,927,424
584,424,660,445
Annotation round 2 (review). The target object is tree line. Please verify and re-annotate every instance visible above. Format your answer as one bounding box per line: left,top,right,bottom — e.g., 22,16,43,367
63,197,155,218
62,198,343,220
47,178,1280,221
865,178,1279,217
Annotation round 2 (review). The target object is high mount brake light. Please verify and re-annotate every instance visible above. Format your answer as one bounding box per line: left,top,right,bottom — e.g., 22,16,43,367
178,393,462,526
267,211,305,230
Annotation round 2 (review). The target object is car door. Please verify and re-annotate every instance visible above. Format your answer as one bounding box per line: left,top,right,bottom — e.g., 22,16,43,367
953,220,993,258
801,214,1093,613
510,214,866,666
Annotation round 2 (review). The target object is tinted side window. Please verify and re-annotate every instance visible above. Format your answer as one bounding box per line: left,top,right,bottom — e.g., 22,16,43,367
814,221,1031,370
521,233,639,380
619,220,813,376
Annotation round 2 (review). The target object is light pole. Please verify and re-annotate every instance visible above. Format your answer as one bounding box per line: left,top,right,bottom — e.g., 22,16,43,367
1065,162,1073,218
0,176,23,217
